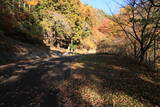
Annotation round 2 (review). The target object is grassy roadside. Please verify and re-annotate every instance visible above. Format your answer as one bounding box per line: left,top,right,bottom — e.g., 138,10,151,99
57,54,160,107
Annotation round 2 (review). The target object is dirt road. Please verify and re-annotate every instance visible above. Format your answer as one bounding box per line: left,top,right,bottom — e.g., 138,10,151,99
0,56,79,107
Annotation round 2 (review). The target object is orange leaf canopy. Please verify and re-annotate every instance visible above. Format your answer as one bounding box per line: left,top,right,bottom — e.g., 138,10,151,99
24,0,39,6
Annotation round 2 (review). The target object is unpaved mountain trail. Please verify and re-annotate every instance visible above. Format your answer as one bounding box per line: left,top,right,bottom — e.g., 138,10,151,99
0,54,160,107
0,56,79,107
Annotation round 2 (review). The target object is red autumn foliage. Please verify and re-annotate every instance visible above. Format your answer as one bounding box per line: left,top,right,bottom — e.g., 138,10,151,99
98,19,112,34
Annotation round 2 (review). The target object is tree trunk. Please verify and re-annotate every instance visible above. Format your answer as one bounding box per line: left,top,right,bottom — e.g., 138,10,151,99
19,0,21,11
133,42,137,59
139,46,146,64
23,2,26,9
12,0,15,10
28,5,31,12
153,37,156,70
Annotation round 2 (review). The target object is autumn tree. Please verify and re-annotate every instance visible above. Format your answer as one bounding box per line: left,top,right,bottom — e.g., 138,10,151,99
112,0,160,63
149,0,160,7
34,0,91,49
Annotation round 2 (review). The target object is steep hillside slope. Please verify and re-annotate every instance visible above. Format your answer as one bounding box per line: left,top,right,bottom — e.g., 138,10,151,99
0,33,50,64
0,0,113,63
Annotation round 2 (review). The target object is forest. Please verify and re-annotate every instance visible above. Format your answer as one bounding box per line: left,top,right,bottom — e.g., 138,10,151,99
0,0,160,107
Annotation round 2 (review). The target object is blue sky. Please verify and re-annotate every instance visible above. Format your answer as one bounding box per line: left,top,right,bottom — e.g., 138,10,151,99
80,0,125,15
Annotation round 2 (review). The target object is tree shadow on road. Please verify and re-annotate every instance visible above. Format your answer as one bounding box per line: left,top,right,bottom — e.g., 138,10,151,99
0,56,76,107
64,54,160,106
0,54,160,107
